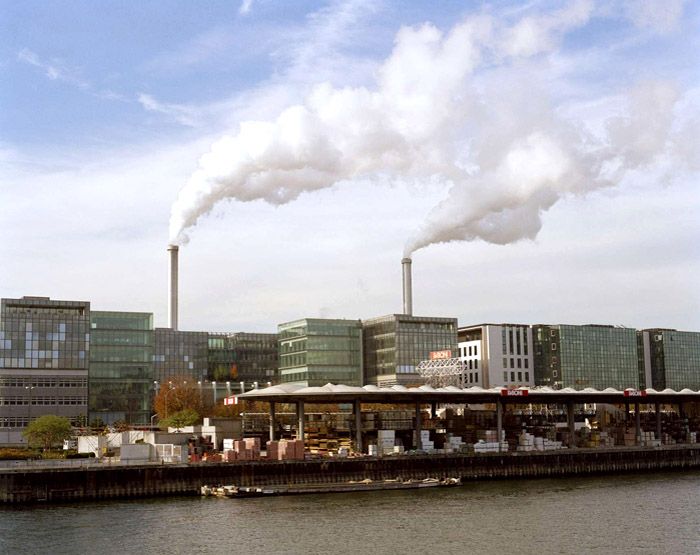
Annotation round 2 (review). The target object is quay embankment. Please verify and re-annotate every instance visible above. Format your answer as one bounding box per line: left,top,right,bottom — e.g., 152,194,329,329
2,445,700,503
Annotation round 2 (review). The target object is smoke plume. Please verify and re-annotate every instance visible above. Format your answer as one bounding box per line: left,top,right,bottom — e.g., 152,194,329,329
169,2,694,254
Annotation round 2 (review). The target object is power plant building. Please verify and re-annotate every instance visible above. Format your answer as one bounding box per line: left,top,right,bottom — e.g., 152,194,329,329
639,329,700,391
362,314,458,387
278,319,362,386
458,324,534,388
533,324,639,390
0,297,90,445
89,311,154,426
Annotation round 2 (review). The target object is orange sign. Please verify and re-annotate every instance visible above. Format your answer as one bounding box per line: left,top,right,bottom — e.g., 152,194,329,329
429,350,452,360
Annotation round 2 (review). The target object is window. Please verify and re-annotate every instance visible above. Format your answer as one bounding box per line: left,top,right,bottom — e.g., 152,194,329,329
517,371,522,381
503,371,508,382
524,359,529,369
510,358,515,368
551,343,557,351
525,372,529,382
517,359,522,368
474,372,478,383
503,358,507,368
510,371,515,382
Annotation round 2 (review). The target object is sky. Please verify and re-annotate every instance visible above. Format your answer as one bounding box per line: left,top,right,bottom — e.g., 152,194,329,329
1,0,698,333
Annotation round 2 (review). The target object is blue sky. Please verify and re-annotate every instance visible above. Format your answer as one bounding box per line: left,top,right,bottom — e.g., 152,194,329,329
1,0,698,332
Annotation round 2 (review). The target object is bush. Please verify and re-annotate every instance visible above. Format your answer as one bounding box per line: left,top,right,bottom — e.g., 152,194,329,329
66,452,95,459
0,448,40,460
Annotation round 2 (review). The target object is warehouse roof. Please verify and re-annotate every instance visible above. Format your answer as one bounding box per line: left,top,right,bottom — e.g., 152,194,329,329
233,383,700,405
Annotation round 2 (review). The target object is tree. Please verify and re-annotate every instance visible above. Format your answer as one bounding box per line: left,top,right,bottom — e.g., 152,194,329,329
154,376,204,421
161,408,200,431
23,415,73,451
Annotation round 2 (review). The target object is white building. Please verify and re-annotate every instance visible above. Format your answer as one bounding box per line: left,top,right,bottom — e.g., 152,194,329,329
458,324,534,388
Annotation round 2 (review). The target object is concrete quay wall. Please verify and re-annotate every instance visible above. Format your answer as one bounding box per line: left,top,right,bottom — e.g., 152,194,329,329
2,446,699,503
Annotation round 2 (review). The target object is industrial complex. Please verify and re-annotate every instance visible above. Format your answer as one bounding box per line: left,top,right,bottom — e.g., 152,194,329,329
0,247,698,446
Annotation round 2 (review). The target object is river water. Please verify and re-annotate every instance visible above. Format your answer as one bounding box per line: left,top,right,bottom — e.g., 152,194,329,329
1,471,699,555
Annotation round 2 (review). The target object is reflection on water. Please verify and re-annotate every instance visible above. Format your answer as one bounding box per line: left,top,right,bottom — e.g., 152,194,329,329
2,471,699,555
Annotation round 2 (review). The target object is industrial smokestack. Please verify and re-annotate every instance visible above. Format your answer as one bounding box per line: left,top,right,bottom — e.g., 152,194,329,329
402,257,413,316
168,245,179,330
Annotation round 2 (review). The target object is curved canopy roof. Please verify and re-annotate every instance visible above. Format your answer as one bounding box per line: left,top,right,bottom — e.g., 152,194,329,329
233,383,700,405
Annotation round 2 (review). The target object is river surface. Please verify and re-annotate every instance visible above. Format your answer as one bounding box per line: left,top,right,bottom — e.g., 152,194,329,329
1,471,699,555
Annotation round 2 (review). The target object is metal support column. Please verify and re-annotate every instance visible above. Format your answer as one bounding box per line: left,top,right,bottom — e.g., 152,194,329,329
655,403,662,440
635,402,641,446
567,401,576,448
431,402,437,419
296,401,305,441
496,400,503,453
415,402,422,450
269,402,276,443
354,400,362,453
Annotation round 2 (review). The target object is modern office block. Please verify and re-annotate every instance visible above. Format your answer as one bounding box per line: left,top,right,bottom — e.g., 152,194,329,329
279,319,362,386
640,329,700,391
89,311,154,425
533,324,639,390
458,324,534,388
0,297,90,445
362,314,458,387
153,328,208,384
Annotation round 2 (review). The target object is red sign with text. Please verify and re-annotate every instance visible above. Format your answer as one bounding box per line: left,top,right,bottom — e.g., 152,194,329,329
501,389,529,396
429,350,452,360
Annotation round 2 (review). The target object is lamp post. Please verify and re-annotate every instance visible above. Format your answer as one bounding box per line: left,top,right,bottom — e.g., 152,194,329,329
212,381,217,404
25,385,35,425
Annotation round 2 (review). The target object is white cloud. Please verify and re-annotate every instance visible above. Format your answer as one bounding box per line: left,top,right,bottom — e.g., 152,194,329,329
17,48,90,89
137,93,202,127
239,0,254,15
623,0,686,33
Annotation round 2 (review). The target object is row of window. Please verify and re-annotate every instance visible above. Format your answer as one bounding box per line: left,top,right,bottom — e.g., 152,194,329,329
0,397,87,405
503,371,530,383
459,345,479,357
467,372,479,384
503,357,529,369
0,377,87,387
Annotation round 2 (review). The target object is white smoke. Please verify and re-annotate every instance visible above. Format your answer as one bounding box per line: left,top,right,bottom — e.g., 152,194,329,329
169,1,694,253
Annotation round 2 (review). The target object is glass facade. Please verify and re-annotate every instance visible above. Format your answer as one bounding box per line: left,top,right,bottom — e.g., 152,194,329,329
89,311,154,425
363,315,458,386
534,324,639,390
207,332,278,386
645,329,700,391
279,319,362,386
0,297,90,441
154,328,208,384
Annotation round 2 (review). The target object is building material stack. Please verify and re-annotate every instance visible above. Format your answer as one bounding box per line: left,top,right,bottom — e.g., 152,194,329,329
473,429,508,453
276,439,304,460
419,430,433,451
378,430,396,455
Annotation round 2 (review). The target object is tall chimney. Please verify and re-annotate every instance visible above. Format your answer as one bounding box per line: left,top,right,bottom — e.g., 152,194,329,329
168,245,179,330
402,257,413,316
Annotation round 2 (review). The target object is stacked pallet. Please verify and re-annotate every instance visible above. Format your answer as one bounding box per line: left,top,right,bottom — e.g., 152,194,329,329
378,430,396,455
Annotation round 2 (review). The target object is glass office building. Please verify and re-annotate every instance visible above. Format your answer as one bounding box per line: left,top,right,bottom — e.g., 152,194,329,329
641,329,700,391
89,311,154,425
208,332,279,386
533,324,639,390
0,297,90,445
279,319,362,386
154,328,208,384
363,314,458,387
